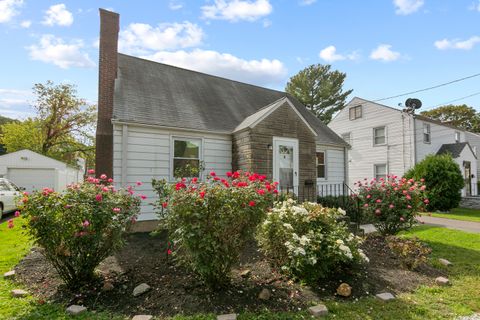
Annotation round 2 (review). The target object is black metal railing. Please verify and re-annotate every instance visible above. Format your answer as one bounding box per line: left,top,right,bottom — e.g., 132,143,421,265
317,182,362,229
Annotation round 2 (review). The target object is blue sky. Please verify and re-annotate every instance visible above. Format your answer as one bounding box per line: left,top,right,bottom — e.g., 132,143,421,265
0,0,479,119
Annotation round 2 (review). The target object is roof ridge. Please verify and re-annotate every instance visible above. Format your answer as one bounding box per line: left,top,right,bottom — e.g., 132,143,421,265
118,53,287,95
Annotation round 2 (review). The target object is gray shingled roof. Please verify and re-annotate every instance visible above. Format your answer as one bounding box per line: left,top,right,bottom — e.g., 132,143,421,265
436,142,475,158
113,54,346,146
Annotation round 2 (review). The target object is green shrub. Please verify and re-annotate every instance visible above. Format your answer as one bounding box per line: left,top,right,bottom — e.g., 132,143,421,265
356,176,428,235
153,171,275,289
17,171,141,289
386,236,431,270
256,200,368,283
317,195,362,222
404,154,464,211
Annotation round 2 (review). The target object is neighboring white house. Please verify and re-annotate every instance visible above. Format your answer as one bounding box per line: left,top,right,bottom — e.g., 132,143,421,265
0,149,84,192
329,97,478,197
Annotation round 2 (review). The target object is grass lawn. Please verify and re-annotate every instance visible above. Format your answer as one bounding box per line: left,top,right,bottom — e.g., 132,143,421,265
1,218,479,319
426,208,480,223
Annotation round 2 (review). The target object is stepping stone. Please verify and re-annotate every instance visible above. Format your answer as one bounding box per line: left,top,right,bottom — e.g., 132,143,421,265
435,276,450,286
217,314,237,320
336,283,352,297
11,289,28,298
375,292,395,301
132,316,153,320
308,304,329,317
3,270,15,279
439,258,452,266
133,283,151,297
66,305,87,316
258,288,271,300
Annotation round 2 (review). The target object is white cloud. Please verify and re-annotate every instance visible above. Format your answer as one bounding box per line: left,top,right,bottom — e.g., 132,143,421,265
262,19,271,27
27,34,95,69
119,22,204,55
42,3,73,26
201,0,273,22
0,88,34,119
434,36,480,50
393,0,424,15
468,1,480,11
169,1,183,10
319,45,359,63
299,0,316,5
143,49,287,86
370,44,401,61
20,19,30,28
0,0,23,23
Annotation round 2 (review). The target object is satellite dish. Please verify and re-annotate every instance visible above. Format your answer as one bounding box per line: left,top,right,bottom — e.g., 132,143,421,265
405,98,422,110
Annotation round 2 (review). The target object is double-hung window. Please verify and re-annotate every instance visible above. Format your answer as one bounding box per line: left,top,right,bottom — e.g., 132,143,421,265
423,123,431,143
373,126,386,146
349,105,362,120
455,131,461,143
172,138,201,179
316,152,326,179
374,164,387,180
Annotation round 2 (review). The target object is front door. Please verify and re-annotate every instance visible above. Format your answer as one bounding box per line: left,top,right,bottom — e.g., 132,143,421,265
273,137,299,195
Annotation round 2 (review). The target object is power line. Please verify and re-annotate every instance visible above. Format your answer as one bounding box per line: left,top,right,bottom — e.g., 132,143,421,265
373,72,480,102
432,91,480,107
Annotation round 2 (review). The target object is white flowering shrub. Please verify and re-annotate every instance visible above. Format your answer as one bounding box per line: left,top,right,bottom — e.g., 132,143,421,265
257,199,368,282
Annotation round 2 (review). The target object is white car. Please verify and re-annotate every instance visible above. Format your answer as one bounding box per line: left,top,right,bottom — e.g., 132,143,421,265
0,178,21,218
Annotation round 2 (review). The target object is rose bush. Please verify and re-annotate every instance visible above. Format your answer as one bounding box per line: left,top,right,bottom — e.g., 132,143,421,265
355,176,428,235
257,200,368,283
17,171,141,289
153,171,276,288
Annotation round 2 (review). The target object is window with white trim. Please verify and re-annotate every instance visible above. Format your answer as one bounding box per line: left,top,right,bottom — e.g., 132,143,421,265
423,123,431,143
173,138,201,178
455,131,461,143
349,105,362,120
374,164,387,180
316,151,326,179
342,132,351,145
373,126,386,145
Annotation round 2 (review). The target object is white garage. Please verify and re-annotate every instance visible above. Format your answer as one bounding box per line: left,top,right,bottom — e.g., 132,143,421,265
0,149,84,192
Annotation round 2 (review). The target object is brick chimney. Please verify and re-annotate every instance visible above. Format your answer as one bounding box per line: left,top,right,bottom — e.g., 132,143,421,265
95,9,119,178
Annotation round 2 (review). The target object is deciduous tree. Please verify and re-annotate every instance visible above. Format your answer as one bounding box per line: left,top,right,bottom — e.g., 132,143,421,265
420,104,480,133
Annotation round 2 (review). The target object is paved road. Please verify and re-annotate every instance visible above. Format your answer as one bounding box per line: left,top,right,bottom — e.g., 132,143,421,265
417,216,480,233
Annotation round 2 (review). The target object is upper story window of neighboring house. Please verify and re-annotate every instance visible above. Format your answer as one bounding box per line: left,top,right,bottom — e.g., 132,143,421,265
374,164,387,180
173,138,201,179
373,126,386,146
455,131,461,143
342,132,351,145
316,151,326,179
349,105,362,120
423,123,431,143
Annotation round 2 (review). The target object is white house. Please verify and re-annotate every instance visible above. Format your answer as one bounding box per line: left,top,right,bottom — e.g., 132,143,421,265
0,149,84,192
329,97,478,197
94,10,348,224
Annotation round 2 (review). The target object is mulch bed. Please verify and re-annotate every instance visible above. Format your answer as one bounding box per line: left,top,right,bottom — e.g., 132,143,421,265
14,233,445,317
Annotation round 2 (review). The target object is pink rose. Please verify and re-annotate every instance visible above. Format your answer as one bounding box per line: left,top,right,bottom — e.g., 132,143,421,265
100,174,107,180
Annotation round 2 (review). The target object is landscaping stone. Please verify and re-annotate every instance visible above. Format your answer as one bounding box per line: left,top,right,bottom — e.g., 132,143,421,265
132,315,153,320
217,313,237,320
360,224,377,234
308,304,328,317
336,283,352,297
11,289,28,298
375,292,395,301
102,281,114,291
258,288,271,300
240,269,251,278
3,270,15,279
435,276,450,286
439,258,453,266
66,305,87,316
133,283,151,297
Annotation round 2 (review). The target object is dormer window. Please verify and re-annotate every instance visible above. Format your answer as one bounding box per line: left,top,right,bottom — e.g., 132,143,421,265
349,105,362,120
455,131,461,143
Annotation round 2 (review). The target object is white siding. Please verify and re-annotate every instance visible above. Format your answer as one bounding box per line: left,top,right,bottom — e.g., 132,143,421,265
465,132,480,179
316,145,346,196
113,123,232,221
456,147,478,197
329,98,414,187
414,119,465,161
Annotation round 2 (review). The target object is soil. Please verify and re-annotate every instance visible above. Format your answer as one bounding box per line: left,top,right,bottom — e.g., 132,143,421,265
14,233,445,318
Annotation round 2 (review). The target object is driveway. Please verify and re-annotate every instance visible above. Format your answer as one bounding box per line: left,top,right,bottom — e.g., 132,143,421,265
417,216,480,233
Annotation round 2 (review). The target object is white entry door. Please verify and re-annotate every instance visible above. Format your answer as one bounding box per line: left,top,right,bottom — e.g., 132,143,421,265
273,137,299,195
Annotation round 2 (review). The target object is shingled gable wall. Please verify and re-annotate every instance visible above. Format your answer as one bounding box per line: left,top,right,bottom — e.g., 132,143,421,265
232,101,317,201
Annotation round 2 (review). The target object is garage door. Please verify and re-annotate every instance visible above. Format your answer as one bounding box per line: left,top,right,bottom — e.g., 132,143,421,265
7,168,56,192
